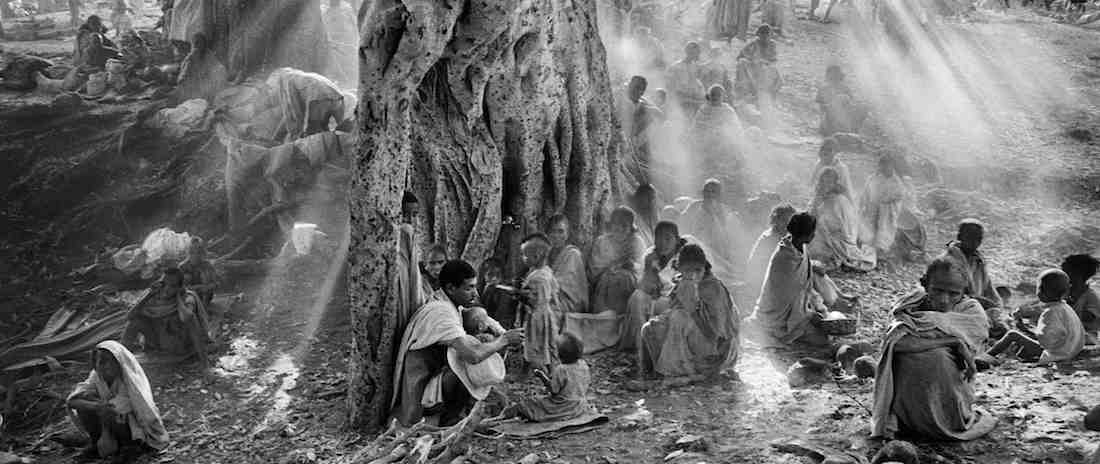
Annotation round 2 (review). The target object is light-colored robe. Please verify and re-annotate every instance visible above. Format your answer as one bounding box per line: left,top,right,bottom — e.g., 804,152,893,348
523,266,561,367
68,341,169,450
680,200,748,275
808,192,876,272
639,272,739,377
746,237,838,353
588,232,646,315
550,245,588,313
858,172,925,256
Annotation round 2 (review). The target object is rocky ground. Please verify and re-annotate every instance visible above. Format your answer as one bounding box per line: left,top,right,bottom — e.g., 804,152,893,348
2,1,1100,463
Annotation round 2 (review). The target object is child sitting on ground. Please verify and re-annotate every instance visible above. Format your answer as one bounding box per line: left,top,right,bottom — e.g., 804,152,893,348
977,269,1085,367
497,332,596,422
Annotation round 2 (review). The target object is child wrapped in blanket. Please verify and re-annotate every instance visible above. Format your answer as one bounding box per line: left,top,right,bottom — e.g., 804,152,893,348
519,233,562,373
498,332,597,422
977,269,1085,366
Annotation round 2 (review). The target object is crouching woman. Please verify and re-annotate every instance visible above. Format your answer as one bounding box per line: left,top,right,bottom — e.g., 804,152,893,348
67,341,169,458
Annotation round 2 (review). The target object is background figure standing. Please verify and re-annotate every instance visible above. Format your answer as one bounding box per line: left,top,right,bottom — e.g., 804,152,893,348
708,0,753,42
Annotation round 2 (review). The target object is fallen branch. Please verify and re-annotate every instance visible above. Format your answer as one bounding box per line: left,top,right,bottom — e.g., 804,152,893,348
349,402,487,464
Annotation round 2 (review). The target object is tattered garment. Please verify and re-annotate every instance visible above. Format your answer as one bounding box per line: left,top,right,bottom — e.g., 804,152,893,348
265,68,345,140
639,273,739,377
680,201,747,276
943,243,1002,308
68,341,169,449
588,232,646,315
747,237,829,349
858,173,925,256
515,361,597,422
872,291,995,440
551,245,589,313
809,193,876,272
1033,301,1085,364
523,266,561,367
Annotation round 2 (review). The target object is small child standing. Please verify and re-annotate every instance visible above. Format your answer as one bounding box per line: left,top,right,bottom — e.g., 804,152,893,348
978,269,1085,366
502,332,596,422
519,233,561,373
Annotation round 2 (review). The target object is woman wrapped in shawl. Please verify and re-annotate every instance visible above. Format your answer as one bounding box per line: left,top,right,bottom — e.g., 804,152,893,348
588,207,647,315
816,65,867,136
872,258,997,441
622,221,696,351
808,168,876,272
547,214,588,314
121,268,211,367
859,155,926,262
67,341,169,458
746,212,845,357
735,25,782,105
638,244,740,378
680,179,748,277
691,85,747,172
745,204,796,304
630,183,661,248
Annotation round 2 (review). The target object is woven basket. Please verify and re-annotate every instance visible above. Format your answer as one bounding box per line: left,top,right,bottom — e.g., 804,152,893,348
820,299,862,336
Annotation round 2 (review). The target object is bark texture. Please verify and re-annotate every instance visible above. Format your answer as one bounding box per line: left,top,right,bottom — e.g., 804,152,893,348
207,0,328,79
347,0,627,431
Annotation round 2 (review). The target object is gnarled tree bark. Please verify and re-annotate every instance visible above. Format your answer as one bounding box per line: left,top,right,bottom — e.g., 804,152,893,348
347,0,628,431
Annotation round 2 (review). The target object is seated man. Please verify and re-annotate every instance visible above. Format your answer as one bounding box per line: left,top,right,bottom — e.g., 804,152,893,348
680,179,748,275
734,25,781,106
121,268,211,367
588,206,647,315
638,244,739,378
746,212,846,357
391,260,524,426
67,341,169,459
871,258,996,441
665,42,707,116
942,219,1007,337
691,86,747,173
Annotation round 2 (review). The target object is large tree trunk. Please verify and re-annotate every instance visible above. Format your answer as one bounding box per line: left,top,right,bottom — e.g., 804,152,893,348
347,0,628,431
208,0,328,80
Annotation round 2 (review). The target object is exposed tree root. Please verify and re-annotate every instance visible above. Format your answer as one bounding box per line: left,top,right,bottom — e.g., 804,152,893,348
343,402,486,464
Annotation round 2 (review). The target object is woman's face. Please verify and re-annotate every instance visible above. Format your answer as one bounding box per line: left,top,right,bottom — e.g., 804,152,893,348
925,270,967,312
96,350,122,383
425,251,446,279
679,261,705,282
656,230,679,256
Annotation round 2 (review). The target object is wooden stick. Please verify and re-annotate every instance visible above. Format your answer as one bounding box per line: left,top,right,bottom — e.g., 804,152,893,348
402,435,435,464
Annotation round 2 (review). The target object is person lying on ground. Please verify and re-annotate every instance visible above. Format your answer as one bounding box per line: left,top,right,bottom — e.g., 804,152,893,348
1061,254,1100,344
871,257,996,441
519,233,563,373
420,243,448,297
858,154,926,263
735,25,782,105
120,268,211,368
638,244,740,379
263,67,346,142
680,178,749,276
808,167,876,272
622,221,700,351
547,214,588,314
493,332,597,423
816,65,867,137
179,237,217,308
744,203,797,304
976,269,1085,367
942,219,1007,337
746,212,852,358
67,341,169,459
811,137,856,200
588,206,647,315
630,183,661,247
391,260,525,426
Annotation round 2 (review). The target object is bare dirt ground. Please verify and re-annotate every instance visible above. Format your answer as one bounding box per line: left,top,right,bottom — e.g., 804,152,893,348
2,1,1100,463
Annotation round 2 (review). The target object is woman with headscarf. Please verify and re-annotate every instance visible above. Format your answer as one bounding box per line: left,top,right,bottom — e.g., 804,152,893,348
74,15,119,71
67,341,169,458
872,258,996,441
588,206,647,316
547,214,588,314
638,244,739,378
858,155,926,262
744,204,796,304
808,167,876,272
622,221,695,351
